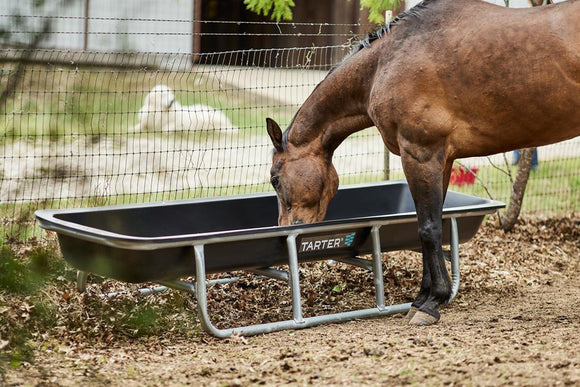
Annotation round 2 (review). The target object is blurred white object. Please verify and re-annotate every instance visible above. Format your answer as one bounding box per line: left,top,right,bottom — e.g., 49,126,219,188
135,85,237,133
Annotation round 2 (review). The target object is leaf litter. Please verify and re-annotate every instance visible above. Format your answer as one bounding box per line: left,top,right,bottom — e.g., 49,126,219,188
1,214,579,385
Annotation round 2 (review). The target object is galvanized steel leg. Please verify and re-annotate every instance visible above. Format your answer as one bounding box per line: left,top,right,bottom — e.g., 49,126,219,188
76,270,88,293
101,285,169,299
193,244,215,335
159,280,193,294
193,244,234,338
371,225,386,311
192,244,214,335
286,233,304,324
448,217,460,303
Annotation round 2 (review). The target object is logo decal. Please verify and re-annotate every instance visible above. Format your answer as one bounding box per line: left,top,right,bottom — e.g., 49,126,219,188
344,232,356,247
298,232,357,253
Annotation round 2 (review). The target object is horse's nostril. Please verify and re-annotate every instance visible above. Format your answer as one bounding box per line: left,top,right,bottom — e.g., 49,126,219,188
293,219,304,225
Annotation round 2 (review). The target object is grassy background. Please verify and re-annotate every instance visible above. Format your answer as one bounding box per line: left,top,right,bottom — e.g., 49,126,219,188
1,156,578,246
1,64,297,141
341,157,580,214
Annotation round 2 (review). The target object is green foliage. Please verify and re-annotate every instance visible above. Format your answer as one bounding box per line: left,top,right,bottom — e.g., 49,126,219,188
3,327,35,368
0,240,198,369
244,0,295,22
0,247,44,294
360,0,401,24
117,303,173,337
244,0,401,24
0,244,65,295
1,203,39,245
0,245,64,368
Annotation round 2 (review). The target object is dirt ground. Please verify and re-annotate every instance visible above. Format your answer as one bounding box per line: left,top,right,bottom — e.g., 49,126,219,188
3,215,580,386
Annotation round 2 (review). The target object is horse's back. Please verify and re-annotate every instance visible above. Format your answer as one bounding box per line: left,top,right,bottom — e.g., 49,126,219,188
370,0,580,157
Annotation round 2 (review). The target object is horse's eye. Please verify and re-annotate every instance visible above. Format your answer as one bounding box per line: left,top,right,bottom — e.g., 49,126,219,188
270,176,280,189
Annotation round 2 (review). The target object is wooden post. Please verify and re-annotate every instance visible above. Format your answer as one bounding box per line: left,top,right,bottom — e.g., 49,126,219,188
192,0,202,63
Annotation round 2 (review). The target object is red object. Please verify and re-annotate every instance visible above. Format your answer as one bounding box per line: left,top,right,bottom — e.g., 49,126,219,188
449,166,479,186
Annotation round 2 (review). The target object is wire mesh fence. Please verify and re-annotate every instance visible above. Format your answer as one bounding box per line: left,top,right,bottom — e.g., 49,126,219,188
1,5,578,244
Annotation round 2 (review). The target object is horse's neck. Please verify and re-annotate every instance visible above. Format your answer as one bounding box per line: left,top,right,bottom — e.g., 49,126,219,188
287,54,376,154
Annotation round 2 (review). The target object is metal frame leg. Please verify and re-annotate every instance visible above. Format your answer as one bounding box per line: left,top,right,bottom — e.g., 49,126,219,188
192,244,226,336
286,234,304,324
371,226,386,311
448,217,461,303
76,270,88,293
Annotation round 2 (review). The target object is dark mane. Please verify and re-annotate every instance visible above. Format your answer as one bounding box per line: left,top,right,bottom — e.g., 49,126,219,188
329,0,438,74
361,0,438,49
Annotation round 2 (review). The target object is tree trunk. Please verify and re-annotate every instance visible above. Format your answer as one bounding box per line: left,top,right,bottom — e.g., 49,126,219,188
500,148,536,232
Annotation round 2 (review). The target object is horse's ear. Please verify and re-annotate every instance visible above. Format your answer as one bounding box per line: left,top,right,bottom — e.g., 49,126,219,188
266,118,284,152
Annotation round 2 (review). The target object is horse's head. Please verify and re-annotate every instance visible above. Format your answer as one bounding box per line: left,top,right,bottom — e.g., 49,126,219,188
266,118,339,226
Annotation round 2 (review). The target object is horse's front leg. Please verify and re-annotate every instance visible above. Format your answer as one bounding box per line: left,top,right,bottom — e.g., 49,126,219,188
400,147,452,326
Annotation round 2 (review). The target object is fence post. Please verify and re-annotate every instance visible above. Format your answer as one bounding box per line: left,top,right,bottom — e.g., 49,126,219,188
83,0,90,51
192,0,202,63
384,147,390,181
383,10,393,181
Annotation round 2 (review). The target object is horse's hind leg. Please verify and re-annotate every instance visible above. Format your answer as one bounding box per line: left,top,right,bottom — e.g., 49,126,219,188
400,147,452,325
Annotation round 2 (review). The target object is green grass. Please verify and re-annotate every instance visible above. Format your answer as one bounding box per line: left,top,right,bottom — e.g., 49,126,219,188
1,64,296,141
1,157,578,245
337,157,579,215
0,245,64,367
0,245,64,294
0,179,272,245
451,157,580,213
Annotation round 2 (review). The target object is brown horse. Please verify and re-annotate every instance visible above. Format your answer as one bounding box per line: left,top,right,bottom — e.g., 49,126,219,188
267,0,579,325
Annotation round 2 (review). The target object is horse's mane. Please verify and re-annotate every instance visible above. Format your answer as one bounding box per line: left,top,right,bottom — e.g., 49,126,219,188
359,0,437,50
328,0,439,74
